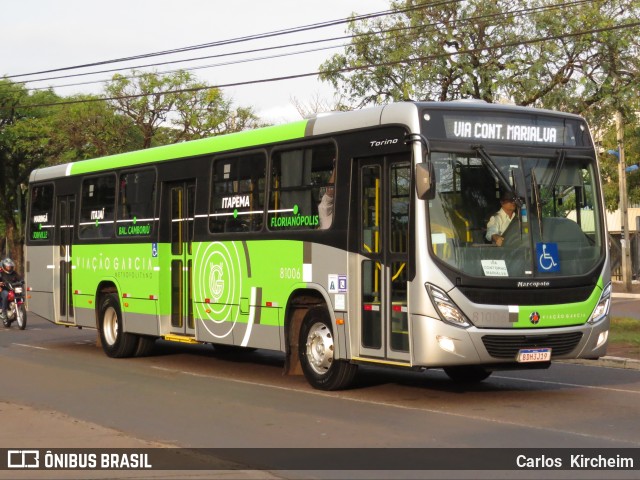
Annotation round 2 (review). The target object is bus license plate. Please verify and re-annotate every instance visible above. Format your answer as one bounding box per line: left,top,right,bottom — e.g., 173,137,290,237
517,348,551,363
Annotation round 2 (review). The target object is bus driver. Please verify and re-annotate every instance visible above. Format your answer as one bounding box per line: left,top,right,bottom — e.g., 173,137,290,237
486,191,517,246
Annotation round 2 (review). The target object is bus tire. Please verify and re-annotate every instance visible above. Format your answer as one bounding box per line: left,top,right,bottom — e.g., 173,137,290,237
98,294,137,358
134,335,156,357
299,307,357,391
443,365,491,383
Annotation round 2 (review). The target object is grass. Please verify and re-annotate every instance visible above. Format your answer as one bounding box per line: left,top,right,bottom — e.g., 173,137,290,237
609,317,640,346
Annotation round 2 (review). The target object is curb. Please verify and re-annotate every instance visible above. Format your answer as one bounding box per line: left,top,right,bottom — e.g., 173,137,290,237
561,356,640,370
612,292,640,299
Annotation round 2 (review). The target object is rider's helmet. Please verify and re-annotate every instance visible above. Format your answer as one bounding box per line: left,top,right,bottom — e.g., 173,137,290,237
1,258,15,273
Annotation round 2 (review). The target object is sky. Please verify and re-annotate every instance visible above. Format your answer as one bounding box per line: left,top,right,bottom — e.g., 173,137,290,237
3,0,390,123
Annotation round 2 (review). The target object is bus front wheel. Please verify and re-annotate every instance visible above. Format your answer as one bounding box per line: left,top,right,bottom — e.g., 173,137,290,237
99,294,137,358
298,307,357,391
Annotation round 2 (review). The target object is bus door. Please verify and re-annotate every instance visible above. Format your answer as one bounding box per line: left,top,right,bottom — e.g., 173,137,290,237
56,195,75,324
358,155,411,363
163,180,196,336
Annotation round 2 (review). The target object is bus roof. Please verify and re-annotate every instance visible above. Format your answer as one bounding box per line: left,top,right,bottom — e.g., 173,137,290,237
29,101,584,182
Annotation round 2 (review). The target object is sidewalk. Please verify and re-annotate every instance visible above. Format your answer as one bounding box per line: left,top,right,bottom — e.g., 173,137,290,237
0,402,279,479
612,280,640,298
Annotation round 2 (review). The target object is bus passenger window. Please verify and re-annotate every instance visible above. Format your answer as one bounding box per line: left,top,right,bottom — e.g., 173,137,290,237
269,143,336,230
117,170,156,237
79,174,116,239
209,152,266,233
390,163,410,253
318,163,335,229
28,183,55,243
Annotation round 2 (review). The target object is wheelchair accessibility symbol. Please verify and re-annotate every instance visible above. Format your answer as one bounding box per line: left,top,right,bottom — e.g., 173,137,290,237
536,242,560,272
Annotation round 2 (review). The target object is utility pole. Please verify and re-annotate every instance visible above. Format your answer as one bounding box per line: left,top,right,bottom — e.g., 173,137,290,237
616,110,633,292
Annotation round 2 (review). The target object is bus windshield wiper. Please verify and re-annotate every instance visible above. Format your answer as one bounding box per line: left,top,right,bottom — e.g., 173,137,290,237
472,145,518,201
531,168,543,239
510,169,525,238
546,149,566,196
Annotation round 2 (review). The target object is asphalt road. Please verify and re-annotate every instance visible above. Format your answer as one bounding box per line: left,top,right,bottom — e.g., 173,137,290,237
2,313,640,479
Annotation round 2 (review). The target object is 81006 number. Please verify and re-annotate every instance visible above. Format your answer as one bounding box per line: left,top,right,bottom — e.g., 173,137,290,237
280,267,301,280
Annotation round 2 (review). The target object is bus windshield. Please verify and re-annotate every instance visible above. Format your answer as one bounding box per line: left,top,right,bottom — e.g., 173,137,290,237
428,151,603,279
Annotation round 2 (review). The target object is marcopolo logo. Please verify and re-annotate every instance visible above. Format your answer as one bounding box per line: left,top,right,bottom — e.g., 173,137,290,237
529,311,541,325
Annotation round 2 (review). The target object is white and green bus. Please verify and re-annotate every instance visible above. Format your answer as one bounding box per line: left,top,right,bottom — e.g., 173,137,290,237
26,101,611,390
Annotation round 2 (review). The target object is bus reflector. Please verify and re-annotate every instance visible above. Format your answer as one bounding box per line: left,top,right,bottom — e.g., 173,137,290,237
149,295,157,300
122,293,130,298
364,304,372,311
74,290,81,295
124,303,129,308
205,298,211,304
336,318,345,325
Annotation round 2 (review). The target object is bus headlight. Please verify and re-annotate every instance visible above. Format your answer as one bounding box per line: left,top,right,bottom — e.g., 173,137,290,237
587,282,611,325
426,283,472,328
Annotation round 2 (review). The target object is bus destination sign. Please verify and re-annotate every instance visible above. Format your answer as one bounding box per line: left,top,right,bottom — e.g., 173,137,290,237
450,120,559,144
424,111,580,146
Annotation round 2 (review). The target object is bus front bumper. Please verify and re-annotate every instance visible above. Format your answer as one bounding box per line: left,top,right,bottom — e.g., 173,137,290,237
410,314,610,368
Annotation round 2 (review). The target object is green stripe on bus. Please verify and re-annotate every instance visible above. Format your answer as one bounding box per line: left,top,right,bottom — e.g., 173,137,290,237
69,121,308,176
71,239,306,319
513,278,603,328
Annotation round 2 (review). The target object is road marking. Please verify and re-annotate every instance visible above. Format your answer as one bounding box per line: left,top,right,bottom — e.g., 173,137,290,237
493,374,640,395
149,366,640,446
12,343,48,350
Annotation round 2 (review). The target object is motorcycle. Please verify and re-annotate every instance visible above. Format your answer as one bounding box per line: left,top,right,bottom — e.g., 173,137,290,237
2,281,27,330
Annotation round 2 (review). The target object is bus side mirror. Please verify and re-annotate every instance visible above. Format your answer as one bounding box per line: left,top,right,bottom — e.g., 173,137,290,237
416,162,435,200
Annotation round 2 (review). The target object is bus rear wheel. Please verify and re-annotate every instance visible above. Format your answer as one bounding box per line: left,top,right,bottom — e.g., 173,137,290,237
443,365,491,383
299,307,357,391
134,336,156,357
99,294,137,358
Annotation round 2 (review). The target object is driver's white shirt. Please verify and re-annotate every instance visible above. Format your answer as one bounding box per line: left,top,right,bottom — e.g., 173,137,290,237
485,208,515,242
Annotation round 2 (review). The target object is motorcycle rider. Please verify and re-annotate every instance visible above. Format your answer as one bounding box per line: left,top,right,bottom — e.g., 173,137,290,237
0,258,22,323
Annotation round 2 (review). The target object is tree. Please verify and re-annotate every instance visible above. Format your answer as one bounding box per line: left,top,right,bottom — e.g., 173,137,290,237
599,120,640,211
0,79,60,267
319,0,640,210
319,0,640,113
51,95,142,160
290,92,349,118
319,0,527,106
105,70,264,147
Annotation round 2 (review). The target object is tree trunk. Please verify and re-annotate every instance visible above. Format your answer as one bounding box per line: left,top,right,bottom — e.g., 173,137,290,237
2,220,24,273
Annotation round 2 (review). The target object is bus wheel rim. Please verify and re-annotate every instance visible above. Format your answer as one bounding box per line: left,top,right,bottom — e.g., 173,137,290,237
104,307,118,345
305,322,334,376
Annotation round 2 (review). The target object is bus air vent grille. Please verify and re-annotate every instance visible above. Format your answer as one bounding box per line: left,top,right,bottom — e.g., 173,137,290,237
481,332,583,359
458,285,593,305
